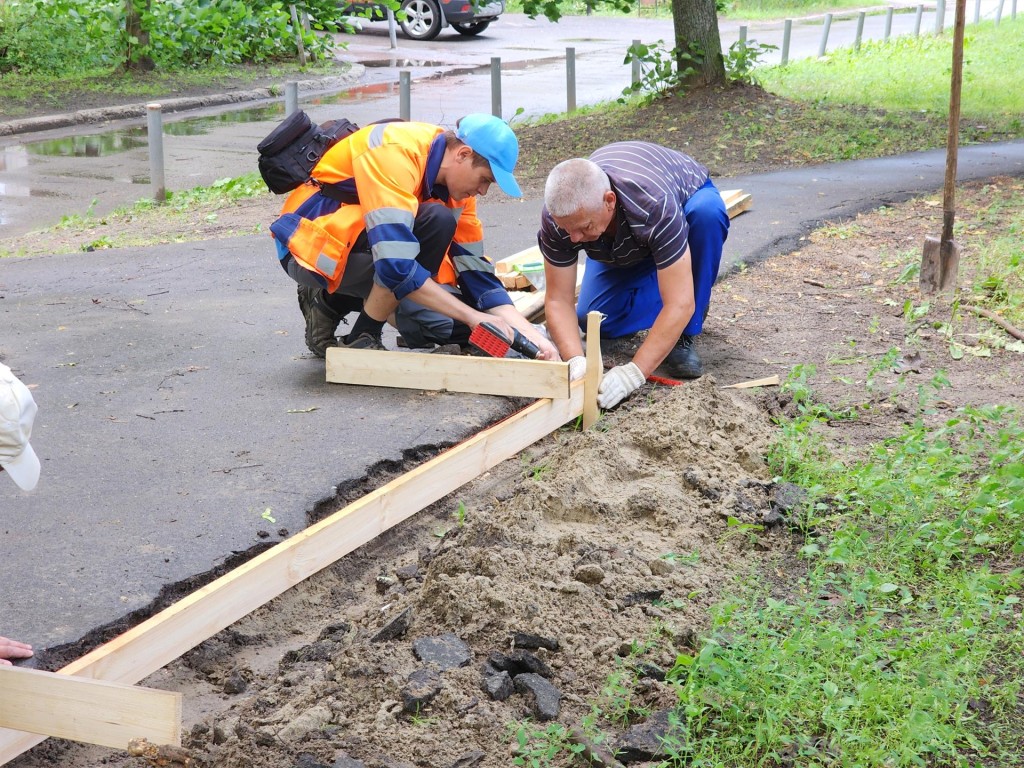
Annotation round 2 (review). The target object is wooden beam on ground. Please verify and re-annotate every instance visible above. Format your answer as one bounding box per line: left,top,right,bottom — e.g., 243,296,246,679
325,347,570,399
0,383,585,765
720,189,752,218
583,311,602,429
722,374,780,389
0,667,181,750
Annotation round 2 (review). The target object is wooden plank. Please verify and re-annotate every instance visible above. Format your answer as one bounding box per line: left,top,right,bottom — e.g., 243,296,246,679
583,311,602,429
722,374,780,389
0,383,585,764
720,189,752,218
0,667,181,750
324,348,570,399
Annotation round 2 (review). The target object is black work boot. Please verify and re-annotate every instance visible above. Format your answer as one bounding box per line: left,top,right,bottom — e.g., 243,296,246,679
663,335,704,379
341,331,385,350
297,285,342,358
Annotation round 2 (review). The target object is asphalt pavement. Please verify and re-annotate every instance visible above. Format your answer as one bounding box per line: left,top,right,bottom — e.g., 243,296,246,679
1,10,1023,656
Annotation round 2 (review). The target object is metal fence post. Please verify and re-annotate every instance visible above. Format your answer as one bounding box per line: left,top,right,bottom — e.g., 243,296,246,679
491,57,502,118
386,8,398,49
285,81,298,116
781,19,792,65
146,103,165,204
632,39,641,85
566,47,576,113
884,6,894,40
914,4,924,35
854,12,865,49
399,71,411,121
934,0,946,33
818,13,832,57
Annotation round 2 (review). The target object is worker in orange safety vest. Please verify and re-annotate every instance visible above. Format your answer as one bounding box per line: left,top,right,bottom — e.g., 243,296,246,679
270,114,558,360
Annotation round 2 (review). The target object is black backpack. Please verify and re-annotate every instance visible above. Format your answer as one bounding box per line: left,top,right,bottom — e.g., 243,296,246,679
257,110,359,195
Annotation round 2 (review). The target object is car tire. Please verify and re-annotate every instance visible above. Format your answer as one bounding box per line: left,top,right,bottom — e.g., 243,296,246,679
399,0,443,40
451,20,491,35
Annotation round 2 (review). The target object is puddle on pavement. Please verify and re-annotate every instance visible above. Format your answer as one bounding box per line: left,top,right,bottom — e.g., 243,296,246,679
25,132,148,157
360,58,448,67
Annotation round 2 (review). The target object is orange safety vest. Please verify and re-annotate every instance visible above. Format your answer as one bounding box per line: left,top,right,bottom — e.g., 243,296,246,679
270,121,483,295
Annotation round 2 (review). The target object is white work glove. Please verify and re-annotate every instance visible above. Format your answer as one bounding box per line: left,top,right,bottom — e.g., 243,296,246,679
567,356,587,381
597,362,646,409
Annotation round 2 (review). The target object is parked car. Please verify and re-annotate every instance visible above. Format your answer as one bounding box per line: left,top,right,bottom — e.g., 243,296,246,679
340,0,504,41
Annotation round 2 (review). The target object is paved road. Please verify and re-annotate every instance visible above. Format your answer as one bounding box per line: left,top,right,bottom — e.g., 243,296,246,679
1,8,1022,655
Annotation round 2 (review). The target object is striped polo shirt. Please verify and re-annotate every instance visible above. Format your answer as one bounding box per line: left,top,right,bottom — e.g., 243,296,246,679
539,141,710,269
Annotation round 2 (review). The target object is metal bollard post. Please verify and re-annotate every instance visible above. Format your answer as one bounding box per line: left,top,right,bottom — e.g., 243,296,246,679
631,39,641,86
818,13,832,57
781,19,792,65
566,47,576,113
934,0,946,33
973,0,981,22
914,4,923,35
854,11,865,50
995,0,1005,23
884,6,894,40
399,71,411,121
386,8,398,49
491,57,502,118
738,25,747,48
285,81,298,116
146,103,166,204
1012,0,1017,20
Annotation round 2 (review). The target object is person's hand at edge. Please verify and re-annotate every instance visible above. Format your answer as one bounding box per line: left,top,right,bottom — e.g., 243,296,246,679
567,356,586,381
0,636,34,665
597,362,645,409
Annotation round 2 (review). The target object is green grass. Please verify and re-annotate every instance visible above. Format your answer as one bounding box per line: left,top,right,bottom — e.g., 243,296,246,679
506,0,886,21
759,20,1024,122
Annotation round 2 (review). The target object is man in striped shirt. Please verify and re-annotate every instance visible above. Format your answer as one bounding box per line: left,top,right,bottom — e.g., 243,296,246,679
538,141,730,408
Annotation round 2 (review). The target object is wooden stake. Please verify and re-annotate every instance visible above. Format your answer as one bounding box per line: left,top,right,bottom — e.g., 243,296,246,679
583,311,602,429
0,385,585,764
722,374,780,389
325,347,570,399
0,667,181,750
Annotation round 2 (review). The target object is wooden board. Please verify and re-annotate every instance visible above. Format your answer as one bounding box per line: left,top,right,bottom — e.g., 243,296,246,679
720,189,753,218
0,383,585,765
0,667,181,750
583,311,602,429
325,347,570,399
722,374,780,389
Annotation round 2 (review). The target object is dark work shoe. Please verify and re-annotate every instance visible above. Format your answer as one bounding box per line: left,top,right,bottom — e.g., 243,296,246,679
297,285,342,358
662,335,704,379
341,332,385,350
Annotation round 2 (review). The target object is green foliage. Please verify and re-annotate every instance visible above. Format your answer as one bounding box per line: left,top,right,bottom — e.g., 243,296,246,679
664,382,1024,766
0,0,121,74
723,38,777,84
760,22,1024,122
0,0,339,75
620,40,697,104
509,722,585,766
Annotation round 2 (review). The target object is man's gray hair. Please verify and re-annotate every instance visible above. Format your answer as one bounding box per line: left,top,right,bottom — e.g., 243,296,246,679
544,158,611,218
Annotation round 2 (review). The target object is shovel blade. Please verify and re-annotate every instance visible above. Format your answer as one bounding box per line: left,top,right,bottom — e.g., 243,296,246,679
920,236,961,294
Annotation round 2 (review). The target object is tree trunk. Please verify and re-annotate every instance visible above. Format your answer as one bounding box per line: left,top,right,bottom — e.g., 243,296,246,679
671,0,726,87
125,0,155,72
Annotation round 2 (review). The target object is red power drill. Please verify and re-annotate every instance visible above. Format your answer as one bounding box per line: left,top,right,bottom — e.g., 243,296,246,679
468,322,542,359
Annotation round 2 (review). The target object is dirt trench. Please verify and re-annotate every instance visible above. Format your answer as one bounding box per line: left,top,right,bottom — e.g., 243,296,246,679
10,377,795,768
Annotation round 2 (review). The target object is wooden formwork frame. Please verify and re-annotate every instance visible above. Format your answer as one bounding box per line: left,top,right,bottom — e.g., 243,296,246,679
0,379,588,765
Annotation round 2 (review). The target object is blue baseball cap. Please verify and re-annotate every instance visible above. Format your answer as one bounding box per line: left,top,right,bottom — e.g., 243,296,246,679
455,114,522,198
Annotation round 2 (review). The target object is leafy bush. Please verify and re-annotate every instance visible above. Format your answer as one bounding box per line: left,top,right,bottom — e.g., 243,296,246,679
0,0,339,74
0,0,121,74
